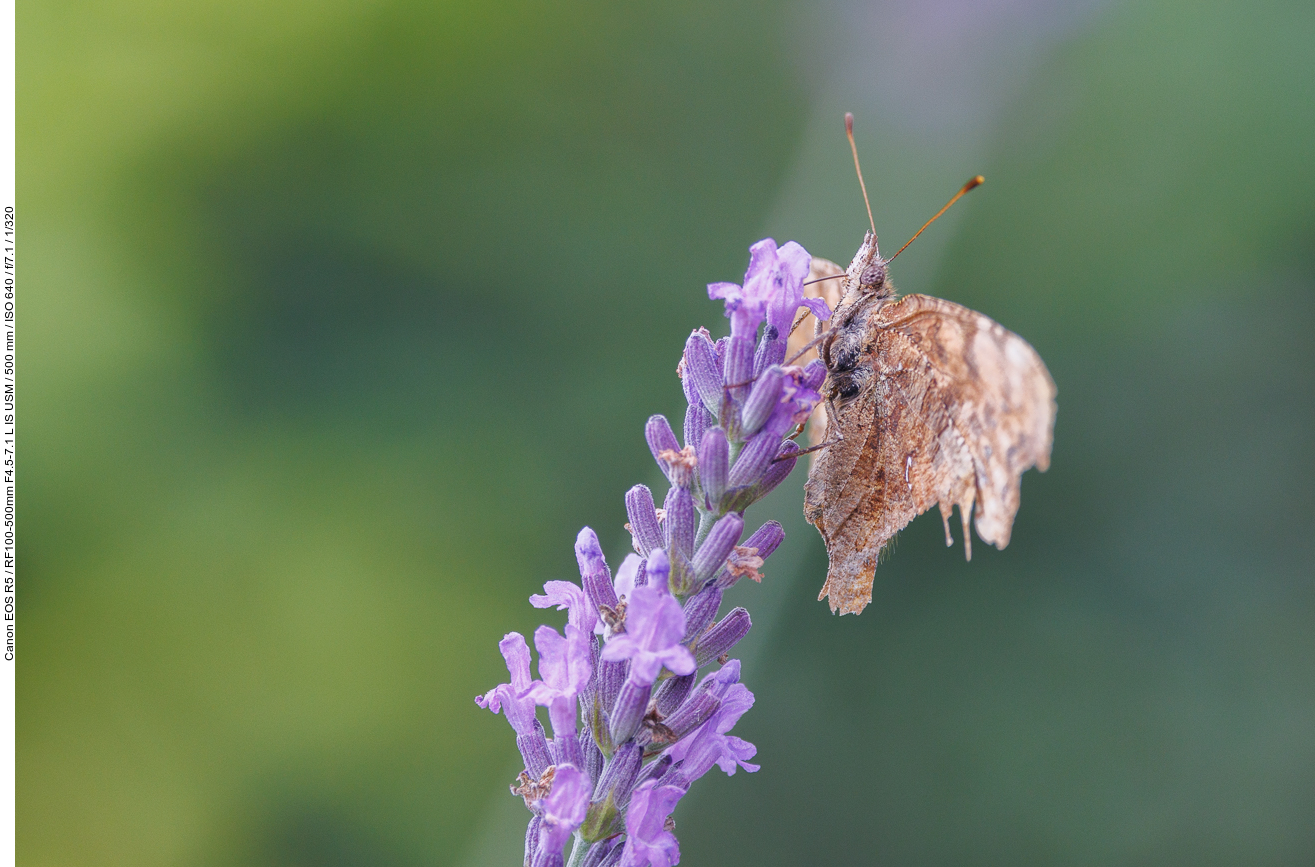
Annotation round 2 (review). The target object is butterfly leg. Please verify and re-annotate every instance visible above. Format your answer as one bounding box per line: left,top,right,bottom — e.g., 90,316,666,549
775,437,842,461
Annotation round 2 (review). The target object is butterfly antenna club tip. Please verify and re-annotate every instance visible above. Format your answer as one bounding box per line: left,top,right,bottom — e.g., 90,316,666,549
888,175,985,262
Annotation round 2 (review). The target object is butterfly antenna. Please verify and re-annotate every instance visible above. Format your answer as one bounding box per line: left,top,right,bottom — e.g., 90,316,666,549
887,175,984,262
845,112,876,235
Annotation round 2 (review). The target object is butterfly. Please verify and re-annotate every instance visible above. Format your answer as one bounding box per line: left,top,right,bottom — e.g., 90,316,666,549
788,189,1056,616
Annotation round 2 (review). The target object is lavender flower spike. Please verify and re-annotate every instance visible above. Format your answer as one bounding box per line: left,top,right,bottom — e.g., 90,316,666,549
619,780,684,867
479,237,822,866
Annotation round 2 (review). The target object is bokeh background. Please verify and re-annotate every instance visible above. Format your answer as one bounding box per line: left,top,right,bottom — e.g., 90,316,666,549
21,0,1315,864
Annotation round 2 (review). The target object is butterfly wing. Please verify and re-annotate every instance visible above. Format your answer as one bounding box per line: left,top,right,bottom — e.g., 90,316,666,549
805,294,1056,615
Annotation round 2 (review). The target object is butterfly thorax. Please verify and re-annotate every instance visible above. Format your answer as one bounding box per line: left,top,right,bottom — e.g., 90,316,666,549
822,232,895,404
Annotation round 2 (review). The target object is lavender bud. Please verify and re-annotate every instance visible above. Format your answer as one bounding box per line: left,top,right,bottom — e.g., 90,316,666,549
727,425,779,488
610,680,649,744
645,414,680,458
697,426,729,509
575,527,617,611
663,691,720,741
653,672,695,717
683,329,724,416
684,402,712,454
694,607,752,667
582,728,605,784
554,733,583,769
753,324,786,376
663,487,695,560
724,334,755,399
599,657,627,714
740,366,784,437
581,839,623,867
517,720,554,778
644,415,681,481
624,485,664,557
634,753,672,789
531,841,562,867
593,742,641,805
680,586,722,643
757,440,800,498
743,520,785,561
690,513,743,584
525,815,542,867
679,349,700,408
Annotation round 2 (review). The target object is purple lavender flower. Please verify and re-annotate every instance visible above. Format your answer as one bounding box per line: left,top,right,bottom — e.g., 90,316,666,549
619,780,684,867
532,580,600,634
479,237,824,867
476,633,552,777
602,552,698,743
600,588,696,685
761,240,828,338
536,764,592,866
709,238,830,374
664,674,759,785
612,553,641,599
527,625,593,739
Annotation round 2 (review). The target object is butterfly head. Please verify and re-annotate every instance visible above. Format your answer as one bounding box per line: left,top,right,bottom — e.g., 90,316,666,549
845,231,892,302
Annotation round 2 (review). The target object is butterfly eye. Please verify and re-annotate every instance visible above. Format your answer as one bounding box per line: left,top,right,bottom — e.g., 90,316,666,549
861,262,886,288
834,367,871,402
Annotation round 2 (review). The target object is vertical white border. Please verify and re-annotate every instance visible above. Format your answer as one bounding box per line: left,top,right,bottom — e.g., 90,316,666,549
0,0,14,862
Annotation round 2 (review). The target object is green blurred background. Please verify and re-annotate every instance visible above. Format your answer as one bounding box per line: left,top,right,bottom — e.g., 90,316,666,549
21,0,1315,864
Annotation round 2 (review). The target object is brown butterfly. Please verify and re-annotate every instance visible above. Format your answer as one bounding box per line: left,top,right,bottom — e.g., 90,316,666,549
789,127,1056,615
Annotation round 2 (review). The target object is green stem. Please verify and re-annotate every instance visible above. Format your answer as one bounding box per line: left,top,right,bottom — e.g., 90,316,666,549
565,833,590,867
694,509,715,552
